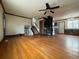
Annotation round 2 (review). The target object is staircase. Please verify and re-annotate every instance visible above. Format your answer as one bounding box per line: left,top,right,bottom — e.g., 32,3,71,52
24,18,39,36
31,18,39,35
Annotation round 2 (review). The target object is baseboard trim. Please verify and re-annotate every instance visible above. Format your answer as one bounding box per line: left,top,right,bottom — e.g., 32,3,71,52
5,34,24,37
58,33,64,34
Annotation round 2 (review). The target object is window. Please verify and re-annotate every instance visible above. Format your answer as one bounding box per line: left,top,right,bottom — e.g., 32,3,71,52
66,18,79,29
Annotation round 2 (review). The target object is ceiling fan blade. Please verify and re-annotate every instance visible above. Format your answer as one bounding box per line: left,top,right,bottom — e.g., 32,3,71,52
39,9,47,11
50,11,54,13
44,12,47,15
46,3,50,9
50,6,60,9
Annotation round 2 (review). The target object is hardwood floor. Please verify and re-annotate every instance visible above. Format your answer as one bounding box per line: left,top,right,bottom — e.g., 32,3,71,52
0,34,79,59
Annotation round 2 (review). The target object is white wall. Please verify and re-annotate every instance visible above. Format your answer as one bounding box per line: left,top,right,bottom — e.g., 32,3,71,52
0,4,3,41
6,15,31,35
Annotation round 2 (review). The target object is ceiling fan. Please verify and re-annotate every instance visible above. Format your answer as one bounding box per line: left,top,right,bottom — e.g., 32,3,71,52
39,3,60,15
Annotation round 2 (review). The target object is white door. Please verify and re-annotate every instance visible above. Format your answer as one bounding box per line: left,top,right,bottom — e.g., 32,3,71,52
59,22,64,34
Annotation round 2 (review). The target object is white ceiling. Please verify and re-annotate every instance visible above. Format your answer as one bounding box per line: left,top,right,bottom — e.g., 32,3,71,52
2,0,79,19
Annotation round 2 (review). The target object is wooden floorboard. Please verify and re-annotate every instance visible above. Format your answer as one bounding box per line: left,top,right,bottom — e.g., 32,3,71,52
0,34,79,59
